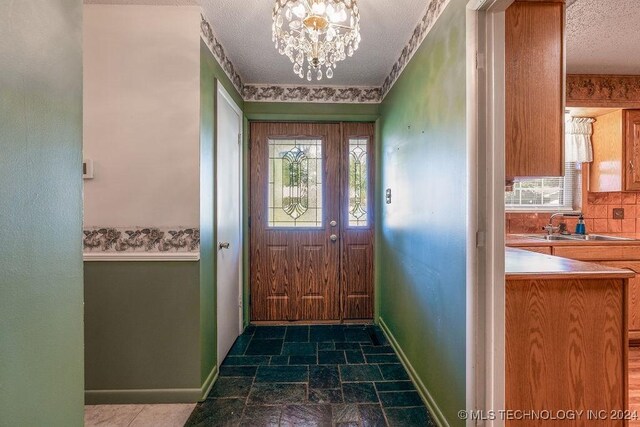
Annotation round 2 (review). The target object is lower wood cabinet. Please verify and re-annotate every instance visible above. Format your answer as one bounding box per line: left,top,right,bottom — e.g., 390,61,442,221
506,275,627,425
601,261,640,343
530,244,640,344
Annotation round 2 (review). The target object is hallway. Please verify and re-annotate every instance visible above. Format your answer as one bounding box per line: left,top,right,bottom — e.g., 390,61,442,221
185,325,434,426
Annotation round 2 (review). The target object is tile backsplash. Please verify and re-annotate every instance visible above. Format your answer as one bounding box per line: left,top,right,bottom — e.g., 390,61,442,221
506,192,640,234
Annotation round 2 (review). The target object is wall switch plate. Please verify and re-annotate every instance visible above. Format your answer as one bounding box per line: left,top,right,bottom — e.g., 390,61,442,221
386,188,392,204
83,159,94,179
613,208,625,219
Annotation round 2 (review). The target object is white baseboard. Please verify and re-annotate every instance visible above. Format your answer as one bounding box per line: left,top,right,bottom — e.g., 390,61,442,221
378,317,450,427
83,252,200,261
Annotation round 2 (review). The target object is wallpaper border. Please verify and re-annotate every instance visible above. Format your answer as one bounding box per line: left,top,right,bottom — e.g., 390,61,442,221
199,0,450,104
83,227,200,253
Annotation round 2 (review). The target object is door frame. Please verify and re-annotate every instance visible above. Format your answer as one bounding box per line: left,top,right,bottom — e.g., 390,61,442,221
247,120,376,323
216,81,244,364
467,0,513,425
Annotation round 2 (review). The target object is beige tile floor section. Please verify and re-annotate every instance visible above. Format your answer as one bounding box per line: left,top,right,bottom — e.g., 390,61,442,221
85,404,195,427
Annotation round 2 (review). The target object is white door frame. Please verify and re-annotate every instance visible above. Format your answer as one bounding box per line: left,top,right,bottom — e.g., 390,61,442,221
467,1,512,425
216,81,244,366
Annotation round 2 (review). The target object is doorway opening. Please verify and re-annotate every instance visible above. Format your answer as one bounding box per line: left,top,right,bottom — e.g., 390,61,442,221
249,122,375,322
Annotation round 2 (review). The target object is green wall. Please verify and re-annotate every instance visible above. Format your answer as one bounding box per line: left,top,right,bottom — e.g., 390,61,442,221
84,262,200,403
0,0,85,425
378,1,467,425
82,39,245,405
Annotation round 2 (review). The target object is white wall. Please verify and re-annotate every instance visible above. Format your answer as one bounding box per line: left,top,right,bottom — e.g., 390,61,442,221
83,5,200,228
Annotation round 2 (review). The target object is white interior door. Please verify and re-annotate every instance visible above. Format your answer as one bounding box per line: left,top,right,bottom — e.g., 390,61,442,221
216,82,243,366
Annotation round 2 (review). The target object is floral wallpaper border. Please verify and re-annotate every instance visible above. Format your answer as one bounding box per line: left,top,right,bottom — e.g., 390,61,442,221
242,85,382,103
567,74,640,107
200,15,244,97
83,227,200,253
199,0,449,104
380,0,450,98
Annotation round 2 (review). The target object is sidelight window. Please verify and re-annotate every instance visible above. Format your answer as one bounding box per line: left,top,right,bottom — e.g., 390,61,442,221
348,138,369,227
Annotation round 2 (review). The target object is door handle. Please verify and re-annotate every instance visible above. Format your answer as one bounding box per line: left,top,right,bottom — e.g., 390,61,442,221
218,242,230,250
330,234,338,242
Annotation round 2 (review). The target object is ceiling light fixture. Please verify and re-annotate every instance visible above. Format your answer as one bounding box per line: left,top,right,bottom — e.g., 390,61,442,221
272,0,361,81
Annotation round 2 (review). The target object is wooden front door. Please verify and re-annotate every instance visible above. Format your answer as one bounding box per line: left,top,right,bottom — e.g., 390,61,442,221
250,122,374,322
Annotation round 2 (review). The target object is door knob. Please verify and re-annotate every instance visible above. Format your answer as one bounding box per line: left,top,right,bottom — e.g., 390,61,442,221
218,242,230,250
330,234,338,242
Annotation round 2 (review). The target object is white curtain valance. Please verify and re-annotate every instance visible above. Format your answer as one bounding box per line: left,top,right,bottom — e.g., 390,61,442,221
566,116,595,163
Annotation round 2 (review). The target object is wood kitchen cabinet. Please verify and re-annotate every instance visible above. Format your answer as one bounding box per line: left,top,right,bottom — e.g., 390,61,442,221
505,0,565,179
625,110,640,190
589,109,640,192
506,248,629,425
601,261,640,342
550,244,640,344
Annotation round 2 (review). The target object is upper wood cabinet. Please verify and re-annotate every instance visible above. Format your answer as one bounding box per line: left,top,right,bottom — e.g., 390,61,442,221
589,109,640,192
505,0,565,179
625,110,640,190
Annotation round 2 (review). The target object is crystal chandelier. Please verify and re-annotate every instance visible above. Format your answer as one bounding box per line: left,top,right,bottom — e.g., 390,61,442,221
272,0,361,81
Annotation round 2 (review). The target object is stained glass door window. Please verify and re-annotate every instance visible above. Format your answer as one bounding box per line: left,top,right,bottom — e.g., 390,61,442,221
268,138,323,228
348,138,369,227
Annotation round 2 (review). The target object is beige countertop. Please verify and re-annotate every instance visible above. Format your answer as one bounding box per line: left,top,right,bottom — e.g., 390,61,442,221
505,247,635,280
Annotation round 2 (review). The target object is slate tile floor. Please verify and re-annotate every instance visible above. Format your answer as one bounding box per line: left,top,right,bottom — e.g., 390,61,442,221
185,325,435,427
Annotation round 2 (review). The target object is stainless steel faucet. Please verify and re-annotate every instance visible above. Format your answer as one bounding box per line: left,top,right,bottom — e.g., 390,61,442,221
543,212,582,235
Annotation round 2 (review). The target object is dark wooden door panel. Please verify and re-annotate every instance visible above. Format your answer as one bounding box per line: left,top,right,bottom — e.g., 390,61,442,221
341,123,375,320
250,122,341,321
250,122,374,322
343,244,373,318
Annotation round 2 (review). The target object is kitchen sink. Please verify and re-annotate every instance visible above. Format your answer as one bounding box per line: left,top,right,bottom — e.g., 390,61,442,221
565,234,635,241
522,234,636,242
524,235,580,241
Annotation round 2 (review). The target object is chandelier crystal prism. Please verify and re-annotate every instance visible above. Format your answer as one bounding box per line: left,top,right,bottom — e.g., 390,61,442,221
272,0,361,81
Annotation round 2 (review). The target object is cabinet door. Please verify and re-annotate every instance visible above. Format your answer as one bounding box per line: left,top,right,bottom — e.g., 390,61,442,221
625,110,640,191
601,261,640,336
505,0,565,178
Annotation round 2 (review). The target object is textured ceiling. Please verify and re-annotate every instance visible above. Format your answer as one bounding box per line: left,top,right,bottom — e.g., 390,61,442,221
199,0,430,86
567,0,640,74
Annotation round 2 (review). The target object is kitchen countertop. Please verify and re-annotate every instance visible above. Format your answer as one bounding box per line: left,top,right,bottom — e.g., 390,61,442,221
505,247,635,280
507,233,640,247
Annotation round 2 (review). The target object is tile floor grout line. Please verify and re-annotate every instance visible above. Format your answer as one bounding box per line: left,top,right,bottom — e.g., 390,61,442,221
126,404,148,427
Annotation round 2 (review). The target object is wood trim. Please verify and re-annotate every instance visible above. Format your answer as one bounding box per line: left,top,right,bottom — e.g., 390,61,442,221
567,75,640,108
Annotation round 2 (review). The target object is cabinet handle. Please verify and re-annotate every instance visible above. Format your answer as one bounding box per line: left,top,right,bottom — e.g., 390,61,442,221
630,161,635,170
